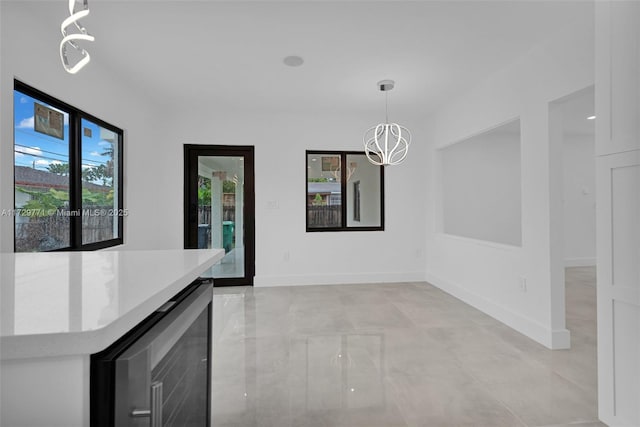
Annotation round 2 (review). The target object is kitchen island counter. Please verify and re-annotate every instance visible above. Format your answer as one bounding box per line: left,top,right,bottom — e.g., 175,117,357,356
0,248,224,426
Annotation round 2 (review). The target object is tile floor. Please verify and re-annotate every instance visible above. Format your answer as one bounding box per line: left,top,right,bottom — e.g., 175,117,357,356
211,267,603,427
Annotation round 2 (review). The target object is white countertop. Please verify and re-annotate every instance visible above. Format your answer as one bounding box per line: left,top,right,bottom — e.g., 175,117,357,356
0,249,224,360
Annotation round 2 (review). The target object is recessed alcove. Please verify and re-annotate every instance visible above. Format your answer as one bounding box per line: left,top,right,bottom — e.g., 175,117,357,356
439,118,522,246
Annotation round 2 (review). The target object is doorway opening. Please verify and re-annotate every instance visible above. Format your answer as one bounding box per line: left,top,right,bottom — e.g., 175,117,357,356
549,85,598,391
184,145,255,286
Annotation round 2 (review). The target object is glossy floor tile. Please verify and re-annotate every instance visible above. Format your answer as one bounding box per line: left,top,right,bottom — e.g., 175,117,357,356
211,267,604,427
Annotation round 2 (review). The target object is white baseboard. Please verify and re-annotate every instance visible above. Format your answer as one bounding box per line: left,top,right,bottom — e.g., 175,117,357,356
424,271,570,350
564,257,596,267
550,328,571,349
254,271,426,287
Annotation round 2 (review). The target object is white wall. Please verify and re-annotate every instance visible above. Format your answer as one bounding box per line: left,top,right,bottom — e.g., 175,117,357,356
440,127,522,246
563,134,596,267
159,107,428,286
0,2,428,286
426,19,594,349
0,2,166,253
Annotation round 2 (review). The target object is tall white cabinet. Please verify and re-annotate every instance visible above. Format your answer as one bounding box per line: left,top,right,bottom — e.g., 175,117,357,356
595,2,640,426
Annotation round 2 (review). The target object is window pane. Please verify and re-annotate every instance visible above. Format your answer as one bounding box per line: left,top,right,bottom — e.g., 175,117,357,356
346,154,382,227
81,118,119,244
14,90,70,252
307,153,342,228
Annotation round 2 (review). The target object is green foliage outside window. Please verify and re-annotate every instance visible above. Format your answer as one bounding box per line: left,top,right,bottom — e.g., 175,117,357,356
198,178,236,206
16,187,113,216
312,193,324,206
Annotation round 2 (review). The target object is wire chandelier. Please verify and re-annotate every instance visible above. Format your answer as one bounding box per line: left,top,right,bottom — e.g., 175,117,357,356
363,80,411,166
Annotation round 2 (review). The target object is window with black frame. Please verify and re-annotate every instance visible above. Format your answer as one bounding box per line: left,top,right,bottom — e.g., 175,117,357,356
306,151,384,231
13,81,124,252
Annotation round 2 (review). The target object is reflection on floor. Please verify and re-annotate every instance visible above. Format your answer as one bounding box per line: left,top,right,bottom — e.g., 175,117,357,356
211,267,602,427
201,248,244,278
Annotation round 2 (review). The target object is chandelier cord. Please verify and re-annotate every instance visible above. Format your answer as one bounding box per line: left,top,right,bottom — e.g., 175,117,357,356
385,91,389,123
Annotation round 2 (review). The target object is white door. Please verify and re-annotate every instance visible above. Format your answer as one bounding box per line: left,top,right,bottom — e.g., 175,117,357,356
595,2,640,425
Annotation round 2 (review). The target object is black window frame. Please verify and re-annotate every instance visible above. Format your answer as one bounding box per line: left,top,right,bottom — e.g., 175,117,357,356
13,80,124,252
305,150,385,232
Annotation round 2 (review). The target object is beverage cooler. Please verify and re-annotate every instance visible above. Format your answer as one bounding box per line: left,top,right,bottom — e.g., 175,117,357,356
90,279,213,427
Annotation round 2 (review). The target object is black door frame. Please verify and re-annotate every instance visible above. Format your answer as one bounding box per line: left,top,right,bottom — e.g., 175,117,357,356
184,145,255,286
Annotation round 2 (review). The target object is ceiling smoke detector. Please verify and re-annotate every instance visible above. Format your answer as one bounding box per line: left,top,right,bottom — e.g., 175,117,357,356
283,55,304,67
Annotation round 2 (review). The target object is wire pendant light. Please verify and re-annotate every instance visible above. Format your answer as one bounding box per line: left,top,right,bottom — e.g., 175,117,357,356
363,80,411,166
60,0,95,74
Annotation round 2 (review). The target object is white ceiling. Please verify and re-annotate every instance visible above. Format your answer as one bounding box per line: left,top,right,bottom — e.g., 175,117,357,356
25,1,594,115
199,156,244,179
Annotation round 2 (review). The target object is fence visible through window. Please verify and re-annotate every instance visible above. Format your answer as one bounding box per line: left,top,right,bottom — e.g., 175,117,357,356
197,205,235,224
307,205,341,228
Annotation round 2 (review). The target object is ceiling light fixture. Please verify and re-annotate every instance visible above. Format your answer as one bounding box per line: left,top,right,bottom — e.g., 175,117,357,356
60,0,94,74
587,115,596,120
364,80,411,166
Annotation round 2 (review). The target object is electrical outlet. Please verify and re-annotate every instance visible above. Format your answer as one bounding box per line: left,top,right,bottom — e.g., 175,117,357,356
519,276,527,292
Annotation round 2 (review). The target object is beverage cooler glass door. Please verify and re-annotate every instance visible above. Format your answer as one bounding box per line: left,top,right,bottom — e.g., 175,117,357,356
113,283,212,426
